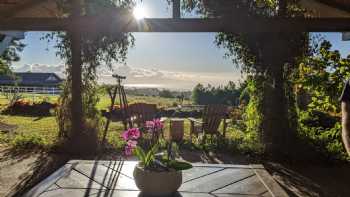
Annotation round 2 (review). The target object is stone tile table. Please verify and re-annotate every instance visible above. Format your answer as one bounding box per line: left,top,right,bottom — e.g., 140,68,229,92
24,160,288,197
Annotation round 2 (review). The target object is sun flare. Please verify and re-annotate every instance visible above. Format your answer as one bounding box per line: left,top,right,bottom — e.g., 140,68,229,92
133,6,146,20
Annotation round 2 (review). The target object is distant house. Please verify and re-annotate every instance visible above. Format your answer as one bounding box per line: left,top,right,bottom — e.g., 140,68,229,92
0,72,63,94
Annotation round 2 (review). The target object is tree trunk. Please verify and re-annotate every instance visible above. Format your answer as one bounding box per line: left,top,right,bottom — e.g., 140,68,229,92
259,33,295,155
67,0,85,154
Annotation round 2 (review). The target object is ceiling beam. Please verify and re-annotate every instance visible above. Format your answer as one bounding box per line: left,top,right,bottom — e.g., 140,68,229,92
316,0,350,13
0,17,349,32
0,0,48,18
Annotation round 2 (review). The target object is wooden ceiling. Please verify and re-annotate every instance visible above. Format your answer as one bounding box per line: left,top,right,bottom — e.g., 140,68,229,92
1,0,350,19
318,0,350,12
0,0,350,18
0,0,350,33
0,0,60,18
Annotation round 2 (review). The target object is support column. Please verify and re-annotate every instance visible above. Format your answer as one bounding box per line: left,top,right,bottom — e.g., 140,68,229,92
259,33,294,155
70,30,83,139
173,0,180,19
69,0,84,152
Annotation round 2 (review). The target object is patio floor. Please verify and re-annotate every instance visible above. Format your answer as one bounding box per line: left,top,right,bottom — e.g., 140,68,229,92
24,160,289,197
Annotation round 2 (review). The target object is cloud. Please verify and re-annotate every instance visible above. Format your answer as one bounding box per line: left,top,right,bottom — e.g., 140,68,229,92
12,64,242,90
13,64,65,78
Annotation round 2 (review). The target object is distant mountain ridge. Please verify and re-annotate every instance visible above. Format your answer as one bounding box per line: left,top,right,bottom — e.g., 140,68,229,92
12,64,240,91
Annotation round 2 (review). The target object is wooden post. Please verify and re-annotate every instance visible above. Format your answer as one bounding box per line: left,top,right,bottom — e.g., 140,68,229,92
279,0,287,17
69,0,83,148
259,33,295,155
173,0,180,19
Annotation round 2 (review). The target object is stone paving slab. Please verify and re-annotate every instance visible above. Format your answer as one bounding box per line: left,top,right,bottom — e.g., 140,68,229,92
24,160,288,197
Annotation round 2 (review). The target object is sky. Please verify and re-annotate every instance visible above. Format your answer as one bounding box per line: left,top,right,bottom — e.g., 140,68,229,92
9,0,350,90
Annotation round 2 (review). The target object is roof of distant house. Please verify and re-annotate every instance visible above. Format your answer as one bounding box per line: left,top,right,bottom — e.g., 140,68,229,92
0,72,63,87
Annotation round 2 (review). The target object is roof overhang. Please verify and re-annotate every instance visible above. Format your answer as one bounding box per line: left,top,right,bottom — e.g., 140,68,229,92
300,0,350,18
0,0,61,18
0,0,350,33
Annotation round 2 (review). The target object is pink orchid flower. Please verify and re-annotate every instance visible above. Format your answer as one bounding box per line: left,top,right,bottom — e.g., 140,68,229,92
146,119,164,133
124,145,133,156
122,128,141,141
124,140,138,156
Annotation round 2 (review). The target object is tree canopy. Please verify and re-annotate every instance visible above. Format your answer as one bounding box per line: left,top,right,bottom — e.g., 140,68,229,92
0,36,25,75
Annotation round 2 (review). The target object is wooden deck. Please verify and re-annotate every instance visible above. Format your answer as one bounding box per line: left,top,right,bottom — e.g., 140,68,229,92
24,160,289,197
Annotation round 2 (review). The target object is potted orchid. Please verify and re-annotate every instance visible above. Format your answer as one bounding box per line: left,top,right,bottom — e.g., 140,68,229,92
122,118,192,196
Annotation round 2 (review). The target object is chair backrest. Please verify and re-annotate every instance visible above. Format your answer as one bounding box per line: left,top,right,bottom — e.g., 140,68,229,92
128,103,157,127
202,104,228,134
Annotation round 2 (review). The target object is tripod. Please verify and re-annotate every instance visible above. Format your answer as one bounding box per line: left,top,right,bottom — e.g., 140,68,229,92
101,74,131,145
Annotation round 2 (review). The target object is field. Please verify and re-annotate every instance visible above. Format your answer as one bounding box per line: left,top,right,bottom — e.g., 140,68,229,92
0,93,203,150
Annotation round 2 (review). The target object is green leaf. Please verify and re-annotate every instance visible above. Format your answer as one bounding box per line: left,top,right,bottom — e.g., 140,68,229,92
144,143,159,167
134,146,146,164
167,160,193,171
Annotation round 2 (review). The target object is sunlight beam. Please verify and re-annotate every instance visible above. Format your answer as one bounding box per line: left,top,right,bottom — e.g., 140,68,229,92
133,6,147,20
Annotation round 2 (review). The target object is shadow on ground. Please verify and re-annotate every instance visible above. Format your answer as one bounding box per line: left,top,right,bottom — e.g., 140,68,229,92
265,161,350,197
1,144,350,197
0,147,70,197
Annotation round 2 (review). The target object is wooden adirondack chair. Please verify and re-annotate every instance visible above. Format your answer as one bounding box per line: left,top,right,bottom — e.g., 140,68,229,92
127,103,158,128
188,104,228,143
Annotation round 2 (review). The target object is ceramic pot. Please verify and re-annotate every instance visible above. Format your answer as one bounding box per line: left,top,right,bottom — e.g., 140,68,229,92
133,164,182,196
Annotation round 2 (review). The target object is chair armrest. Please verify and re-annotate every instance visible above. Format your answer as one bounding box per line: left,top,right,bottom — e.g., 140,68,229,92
160,117,168,123
187,118,203,125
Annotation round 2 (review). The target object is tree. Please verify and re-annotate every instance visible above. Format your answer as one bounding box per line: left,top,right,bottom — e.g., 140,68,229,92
159,90,174,98
46,0,135,153
297,40,350,113
191,82,241,106
0,36,25,75
192,83,206,105
183,0,308,154
295,39,350,160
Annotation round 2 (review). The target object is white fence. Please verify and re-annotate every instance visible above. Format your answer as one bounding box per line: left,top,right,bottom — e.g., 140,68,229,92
0,86,62,95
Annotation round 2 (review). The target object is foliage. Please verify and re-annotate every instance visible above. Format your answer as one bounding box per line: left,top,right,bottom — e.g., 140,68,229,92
0,34,25,106
11,133,47,150
159,90,174,98
296,40,350,113
0,34,25,77
0,94,183,151
122,119,192,171
182,1,308,154
191,81,241,106
0,36,25,65
2,100,58,116
1,89,22,107
299,111,348,160
45,0,136,140
295,39,350,160
242,77,262,135
0,58,12,75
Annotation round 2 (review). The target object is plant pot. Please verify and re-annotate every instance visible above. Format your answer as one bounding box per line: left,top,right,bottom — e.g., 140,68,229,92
133,164,182,196
170,119,184,142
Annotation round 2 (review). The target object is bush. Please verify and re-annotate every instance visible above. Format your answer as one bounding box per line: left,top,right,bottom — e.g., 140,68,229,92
192,82,240,106
300,110,339,129
157,108,202,118
11,133,47,150
2,100,58,116
298,110,349,161
159,90,174,98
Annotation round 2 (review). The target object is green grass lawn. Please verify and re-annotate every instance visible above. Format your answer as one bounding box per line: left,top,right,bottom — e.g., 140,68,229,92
0,93,195,150
0,93,247,154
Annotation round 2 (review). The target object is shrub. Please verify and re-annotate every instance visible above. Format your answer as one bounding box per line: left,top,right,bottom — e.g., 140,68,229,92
298,110,349,161
2,100,58,116
11,133,47,150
